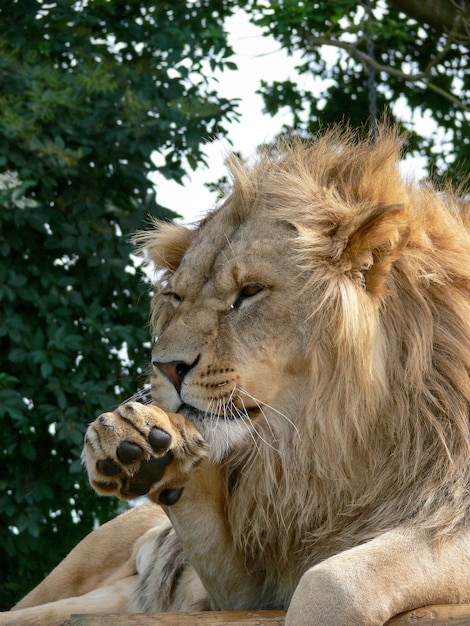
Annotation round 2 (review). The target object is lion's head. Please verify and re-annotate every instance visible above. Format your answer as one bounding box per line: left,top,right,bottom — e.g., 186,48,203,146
139,124,470,585
144,194,311,462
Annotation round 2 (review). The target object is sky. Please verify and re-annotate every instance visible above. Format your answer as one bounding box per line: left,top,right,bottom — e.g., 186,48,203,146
150,9,312,225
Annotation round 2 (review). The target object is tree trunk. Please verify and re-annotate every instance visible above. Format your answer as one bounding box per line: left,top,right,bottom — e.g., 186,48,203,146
388,0,469,38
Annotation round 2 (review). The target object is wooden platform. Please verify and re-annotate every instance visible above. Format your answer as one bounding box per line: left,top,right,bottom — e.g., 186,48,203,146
67,605,470,625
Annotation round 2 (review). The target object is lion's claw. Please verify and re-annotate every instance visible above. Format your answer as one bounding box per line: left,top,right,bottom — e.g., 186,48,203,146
159,487,184,505
82,402,207,501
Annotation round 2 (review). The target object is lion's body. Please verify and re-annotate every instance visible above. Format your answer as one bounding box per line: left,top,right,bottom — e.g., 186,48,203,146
3,124,470,625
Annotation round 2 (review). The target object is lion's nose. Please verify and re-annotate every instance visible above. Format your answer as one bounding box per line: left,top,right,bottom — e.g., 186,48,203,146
152,359,195,393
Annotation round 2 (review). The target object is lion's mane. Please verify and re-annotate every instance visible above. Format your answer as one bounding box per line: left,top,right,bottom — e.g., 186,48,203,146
144,125,470,603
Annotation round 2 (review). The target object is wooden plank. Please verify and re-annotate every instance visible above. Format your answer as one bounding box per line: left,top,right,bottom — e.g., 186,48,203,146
388,604,470,624
69,611,286,625
69,604,470,625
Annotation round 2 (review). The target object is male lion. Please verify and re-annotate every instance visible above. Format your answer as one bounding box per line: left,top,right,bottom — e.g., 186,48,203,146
4,124,470,626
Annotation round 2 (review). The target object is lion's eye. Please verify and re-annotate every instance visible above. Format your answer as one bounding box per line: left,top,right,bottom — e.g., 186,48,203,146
231,284,264,310
162,291,182,307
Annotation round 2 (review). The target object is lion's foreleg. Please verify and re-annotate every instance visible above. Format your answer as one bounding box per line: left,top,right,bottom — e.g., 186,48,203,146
159,460,266,611
128,515,209,613
11,502,160,611
83,403,265,610
0,503,163,626
286,525,470,626
0,576,136,626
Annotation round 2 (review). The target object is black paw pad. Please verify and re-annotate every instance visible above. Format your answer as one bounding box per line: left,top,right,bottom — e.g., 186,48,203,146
96,459,121,476
159,487,184,506
120,450,174,497
121,478,152,497
117,441,143,464
149,426,171,452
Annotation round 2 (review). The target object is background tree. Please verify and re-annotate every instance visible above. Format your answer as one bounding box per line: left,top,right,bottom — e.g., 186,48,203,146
248,0,469,181
0,0,238,609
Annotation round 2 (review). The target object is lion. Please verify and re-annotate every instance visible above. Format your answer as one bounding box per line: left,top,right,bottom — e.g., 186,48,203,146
3,123,470,626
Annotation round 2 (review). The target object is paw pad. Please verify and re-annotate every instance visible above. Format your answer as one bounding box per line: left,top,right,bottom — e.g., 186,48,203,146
149,426,171,451
96,459,121,476
92,423,175,497
121,451,174,496
117,441,143,464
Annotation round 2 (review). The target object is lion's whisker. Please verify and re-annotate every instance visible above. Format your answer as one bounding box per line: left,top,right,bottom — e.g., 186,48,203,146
119,388,153,407
236,386,302,441
232,403,264,454
240,393,278,443
231,394,281,454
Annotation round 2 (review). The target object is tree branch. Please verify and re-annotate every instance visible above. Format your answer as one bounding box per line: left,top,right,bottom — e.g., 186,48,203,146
302,34,470,114
388,0,470,40
424,80,470,111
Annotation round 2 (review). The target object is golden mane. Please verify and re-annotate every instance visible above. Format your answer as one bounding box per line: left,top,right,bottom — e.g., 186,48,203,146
145,125,470,597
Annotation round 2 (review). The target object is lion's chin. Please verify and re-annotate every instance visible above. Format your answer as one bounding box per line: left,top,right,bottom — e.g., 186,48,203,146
178,403,251,463
178,403,204,422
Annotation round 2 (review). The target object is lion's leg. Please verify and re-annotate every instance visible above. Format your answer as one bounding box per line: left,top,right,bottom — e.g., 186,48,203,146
129,519,209,612
1,502,209,626
13,502,162,610
0,504,163,626
0,576,137,626
160,461,267,610
83,402,266,610
286,525,470,626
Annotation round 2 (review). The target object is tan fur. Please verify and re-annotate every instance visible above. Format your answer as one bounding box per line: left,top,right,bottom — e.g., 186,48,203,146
2,504,161,625
3,124,470,625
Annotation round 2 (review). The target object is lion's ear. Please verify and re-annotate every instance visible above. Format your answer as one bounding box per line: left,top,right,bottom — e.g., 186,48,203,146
134,222,194,272
339,204,409,295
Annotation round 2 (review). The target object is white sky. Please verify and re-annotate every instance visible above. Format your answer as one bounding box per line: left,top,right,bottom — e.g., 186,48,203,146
150,9,311,224
150,9,429,225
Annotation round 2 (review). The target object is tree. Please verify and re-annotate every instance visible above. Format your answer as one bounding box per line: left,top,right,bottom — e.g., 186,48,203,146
390,0,469,38
248,0,469,182
0,0,238,609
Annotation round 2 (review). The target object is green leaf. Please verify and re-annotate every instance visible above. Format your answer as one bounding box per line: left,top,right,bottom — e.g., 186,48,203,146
40,362,54,379
8,349,27,364
20,440,36,461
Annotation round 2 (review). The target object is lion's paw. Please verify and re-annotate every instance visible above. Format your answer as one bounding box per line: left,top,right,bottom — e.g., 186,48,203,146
82,403,207,503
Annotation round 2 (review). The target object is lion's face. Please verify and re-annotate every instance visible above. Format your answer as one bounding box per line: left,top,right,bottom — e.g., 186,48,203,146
150,209,309,460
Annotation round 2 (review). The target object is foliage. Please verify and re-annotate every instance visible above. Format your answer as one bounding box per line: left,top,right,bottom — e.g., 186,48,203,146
0,0,238,609
247,0,470,182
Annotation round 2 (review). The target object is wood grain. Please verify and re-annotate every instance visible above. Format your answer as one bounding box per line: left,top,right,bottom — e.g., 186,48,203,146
68,604,470,625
